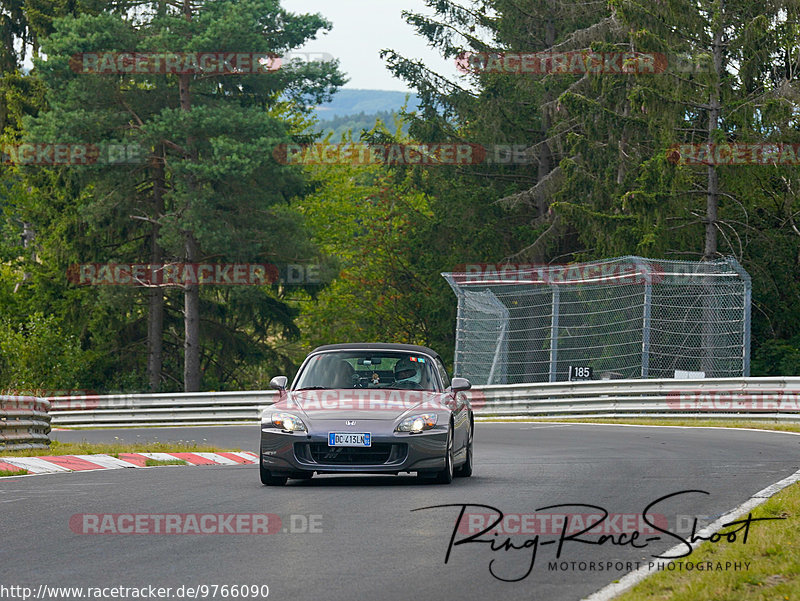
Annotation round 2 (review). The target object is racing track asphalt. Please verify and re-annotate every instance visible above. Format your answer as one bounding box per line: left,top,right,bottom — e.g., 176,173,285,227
1,423,798,601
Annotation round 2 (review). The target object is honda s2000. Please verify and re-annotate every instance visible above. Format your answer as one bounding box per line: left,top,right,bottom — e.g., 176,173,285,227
259,343,473,485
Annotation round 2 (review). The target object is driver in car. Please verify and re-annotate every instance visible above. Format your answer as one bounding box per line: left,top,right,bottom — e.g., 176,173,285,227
393,357,424,389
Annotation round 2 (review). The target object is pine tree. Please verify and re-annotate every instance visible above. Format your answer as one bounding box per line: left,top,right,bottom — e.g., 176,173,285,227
23,0,345,390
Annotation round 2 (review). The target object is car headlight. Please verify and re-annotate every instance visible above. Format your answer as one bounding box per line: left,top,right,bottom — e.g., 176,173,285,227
267,412,307,432
395,413,438,433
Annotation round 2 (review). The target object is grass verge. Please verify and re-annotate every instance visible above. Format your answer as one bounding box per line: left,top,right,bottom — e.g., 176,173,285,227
615,481,800,601
144,458,187,467
482,417,800,598
0,468,28,477
480,417,800,434
0,439,235,457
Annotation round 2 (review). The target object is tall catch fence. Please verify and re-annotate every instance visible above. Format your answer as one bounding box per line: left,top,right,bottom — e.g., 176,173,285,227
443,256,751,385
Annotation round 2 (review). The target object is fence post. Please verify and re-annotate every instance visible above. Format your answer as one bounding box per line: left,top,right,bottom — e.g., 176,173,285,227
549,285,560,382
727,257,751,377
454,291,464,378
641,270,652,378
743,280,751,377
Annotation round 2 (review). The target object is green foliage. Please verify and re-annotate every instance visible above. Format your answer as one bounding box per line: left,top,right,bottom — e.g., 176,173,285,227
297,148,437,348
377,0,800,374
752,338,800,377
311,110,410,141
1,0,799,386
0,0,345,391
0,312,92,389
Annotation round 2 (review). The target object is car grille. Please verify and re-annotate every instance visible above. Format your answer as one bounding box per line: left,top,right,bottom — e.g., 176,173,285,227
297,442,406,465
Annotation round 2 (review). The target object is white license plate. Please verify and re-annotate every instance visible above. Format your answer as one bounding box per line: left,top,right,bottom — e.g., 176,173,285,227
328,432,371,447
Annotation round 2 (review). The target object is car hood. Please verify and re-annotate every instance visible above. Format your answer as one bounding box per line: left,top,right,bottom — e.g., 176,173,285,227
270,389,449,421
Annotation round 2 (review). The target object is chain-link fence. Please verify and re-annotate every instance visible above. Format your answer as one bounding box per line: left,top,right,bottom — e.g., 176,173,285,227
442,256,751,385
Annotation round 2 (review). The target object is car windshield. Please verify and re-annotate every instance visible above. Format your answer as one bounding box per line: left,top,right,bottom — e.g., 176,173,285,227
293,350,441,392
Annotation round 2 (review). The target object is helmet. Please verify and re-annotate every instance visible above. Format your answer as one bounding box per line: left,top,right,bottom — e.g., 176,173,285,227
331,360,355,389
394,357,422,385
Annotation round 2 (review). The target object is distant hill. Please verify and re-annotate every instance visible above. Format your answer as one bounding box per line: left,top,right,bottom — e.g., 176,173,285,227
309,89,419,139
312,89,420,120
312,110,409,141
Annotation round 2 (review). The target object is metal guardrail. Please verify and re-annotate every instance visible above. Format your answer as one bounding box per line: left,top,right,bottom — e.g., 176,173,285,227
471,376,800,419
0,395,52,449
49,390,277,427
46,377,800,428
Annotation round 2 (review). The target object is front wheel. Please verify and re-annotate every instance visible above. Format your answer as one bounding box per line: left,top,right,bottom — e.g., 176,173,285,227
260,458,288,486
455,422,473,478
433,427,454,484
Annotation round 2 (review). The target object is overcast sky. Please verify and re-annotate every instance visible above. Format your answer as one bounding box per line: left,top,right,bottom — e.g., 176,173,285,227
281,0,463,92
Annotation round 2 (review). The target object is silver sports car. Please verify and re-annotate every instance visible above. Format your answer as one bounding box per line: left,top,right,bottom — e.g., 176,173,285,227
259,343,473,485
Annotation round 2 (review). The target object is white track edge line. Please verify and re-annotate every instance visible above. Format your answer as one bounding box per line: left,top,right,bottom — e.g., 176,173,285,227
476,420,800,437
582,466,800,601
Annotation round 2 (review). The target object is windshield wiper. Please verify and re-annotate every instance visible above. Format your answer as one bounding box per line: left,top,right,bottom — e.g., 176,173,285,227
382,387,436,391
296,386,329,390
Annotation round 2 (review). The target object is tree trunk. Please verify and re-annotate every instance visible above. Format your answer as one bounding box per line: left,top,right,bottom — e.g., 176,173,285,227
147,150,165,392
704,4,724,261
13,222,35,293
184,232,201,391
617,56,633,186
179,0,201,391
701,1,725,375
521,17,558,383
536,18,556,218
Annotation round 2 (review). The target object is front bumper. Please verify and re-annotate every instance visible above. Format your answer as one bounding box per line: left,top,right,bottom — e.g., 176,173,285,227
260,423,449,475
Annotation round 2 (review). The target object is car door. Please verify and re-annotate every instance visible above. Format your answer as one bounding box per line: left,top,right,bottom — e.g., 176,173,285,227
436,357,468,452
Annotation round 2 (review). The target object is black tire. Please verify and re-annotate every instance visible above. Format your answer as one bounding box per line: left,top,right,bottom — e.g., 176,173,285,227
455,421,473,478
260,458,288,486
433,426,454,484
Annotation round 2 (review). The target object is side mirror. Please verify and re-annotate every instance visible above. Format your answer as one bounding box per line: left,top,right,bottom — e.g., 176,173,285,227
269,376,288,391
450,377,471,392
